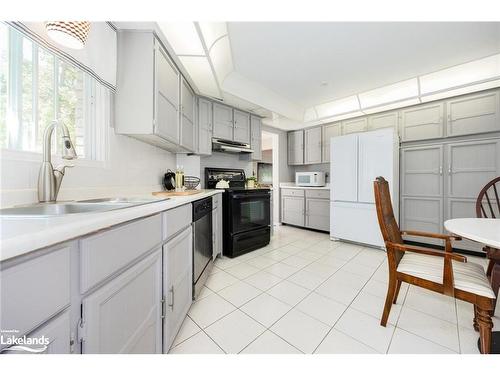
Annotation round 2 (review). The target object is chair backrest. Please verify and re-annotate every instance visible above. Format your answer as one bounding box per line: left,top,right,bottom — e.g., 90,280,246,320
476,176,500,218
374,177,405,263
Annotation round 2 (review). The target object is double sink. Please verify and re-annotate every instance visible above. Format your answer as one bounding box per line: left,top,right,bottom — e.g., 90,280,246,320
0,197,169,217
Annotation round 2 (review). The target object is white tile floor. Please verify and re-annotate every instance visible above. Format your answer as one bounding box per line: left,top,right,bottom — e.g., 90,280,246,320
169,225,499,354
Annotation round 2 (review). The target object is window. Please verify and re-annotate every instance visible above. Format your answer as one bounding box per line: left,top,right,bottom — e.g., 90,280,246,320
0,23,109,161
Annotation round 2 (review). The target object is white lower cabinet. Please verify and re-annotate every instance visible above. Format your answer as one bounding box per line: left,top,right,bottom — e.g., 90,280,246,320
163,226,193,352
25,311,71,354
281,189,330,231
82,250,163,354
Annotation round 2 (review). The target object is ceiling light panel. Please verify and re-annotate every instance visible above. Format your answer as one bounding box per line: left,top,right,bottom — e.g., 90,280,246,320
359,78,419,108
158,22,204,55
362,98,421,114
197,22,227,51
420,54,500,94
178,56,220,97
304,107,318,122
314,95,360,118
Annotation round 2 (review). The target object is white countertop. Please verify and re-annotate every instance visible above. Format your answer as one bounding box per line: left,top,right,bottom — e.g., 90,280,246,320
444,218,500,249
279,182,330,190
0,190,222,262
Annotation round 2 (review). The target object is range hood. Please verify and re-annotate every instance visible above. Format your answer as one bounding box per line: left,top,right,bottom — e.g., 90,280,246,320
212,138,253,154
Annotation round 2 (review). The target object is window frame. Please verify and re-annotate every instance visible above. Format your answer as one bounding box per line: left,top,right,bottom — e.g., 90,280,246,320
1,24,109,165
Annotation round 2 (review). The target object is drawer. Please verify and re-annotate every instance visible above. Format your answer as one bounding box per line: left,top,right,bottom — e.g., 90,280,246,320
305,189,330,199
0,246,70,348
80,214,162,293
281,188,305,197
163,203,192,240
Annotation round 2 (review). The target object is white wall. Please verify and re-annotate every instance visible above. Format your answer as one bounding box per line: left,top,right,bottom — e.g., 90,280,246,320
0,127,176,207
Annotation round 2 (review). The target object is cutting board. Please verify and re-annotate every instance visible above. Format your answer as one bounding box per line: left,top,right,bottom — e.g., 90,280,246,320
153,190,205,197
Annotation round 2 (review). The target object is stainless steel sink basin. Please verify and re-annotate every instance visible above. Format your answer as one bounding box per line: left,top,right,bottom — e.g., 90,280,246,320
0,197,168,217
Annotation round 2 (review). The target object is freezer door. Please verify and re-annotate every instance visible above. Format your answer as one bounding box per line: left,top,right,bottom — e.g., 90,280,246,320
331,133,358,202
357,128,395,203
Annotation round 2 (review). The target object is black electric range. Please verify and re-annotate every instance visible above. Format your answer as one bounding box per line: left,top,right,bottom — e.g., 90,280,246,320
205,168,271,258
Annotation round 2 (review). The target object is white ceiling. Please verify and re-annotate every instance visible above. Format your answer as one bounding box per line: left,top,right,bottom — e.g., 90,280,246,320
227,22,500,108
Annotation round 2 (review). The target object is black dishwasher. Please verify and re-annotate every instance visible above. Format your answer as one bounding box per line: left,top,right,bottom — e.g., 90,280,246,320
192,197,213,299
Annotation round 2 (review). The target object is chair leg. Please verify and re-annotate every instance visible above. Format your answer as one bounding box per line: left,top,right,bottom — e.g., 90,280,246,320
473,305,479,332
381,276,397,327
476,306,493,354
392,280,402,304
490,263,499,316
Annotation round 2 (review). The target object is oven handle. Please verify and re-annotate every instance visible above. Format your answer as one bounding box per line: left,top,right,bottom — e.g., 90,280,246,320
231,193,270,199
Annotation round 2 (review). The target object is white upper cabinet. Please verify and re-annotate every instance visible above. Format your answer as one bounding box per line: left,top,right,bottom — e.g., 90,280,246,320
213,103,234,140
446,91,500,137
197,98,212,155
180,78,195,151
288,130,304,165
322,122,342,163
233,109,251,144
304,127,322,164
342,117,367,135
250,116,262,161
368,111,399,131
401,102,444,142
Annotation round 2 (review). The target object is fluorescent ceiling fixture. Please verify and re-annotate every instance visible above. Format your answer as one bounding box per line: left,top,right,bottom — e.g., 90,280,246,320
178,56,220,98
198,22,227,50
314,95,360,118
421,79,500,103
209,36,233,84
362,98,421,114
158,22,204,55
359,78,419,108
420,54,500,94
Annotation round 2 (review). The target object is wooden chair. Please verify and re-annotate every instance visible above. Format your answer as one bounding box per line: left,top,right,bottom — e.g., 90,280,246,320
374,176,496,354
476,176,500,312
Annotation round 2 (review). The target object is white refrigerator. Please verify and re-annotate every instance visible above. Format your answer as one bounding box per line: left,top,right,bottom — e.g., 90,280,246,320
330,127,398,248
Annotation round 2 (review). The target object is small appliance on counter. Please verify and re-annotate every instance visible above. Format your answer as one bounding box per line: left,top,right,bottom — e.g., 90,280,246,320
295,171,326,187
205,168,271,258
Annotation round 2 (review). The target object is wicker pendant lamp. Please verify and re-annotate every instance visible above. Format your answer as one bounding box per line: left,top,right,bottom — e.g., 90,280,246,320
45,21,91,49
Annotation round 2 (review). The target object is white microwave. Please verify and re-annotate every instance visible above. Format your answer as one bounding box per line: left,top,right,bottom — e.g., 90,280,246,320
295,172,326,187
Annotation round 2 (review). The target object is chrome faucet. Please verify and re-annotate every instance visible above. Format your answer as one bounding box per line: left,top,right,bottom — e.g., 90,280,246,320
37,120,78,202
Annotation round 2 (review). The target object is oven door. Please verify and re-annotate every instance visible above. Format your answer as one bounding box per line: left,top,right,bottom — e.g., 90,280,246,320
228,191,270,234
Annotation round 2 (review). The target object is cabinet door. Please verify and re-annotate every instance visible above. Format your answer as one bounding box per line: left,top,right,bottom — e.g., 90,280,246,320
288,130,304,165
446,139,500,199
233,110,251,143
342,117,367,135
401,145,443,197
305,198,330,231
163,227,193,351
304,127,322,164
180,79,195,151
447,91,500,137
445,198,484,253
401,197,443,246
198,98,212,155
251,116,262,161
281,196,305,226
401,103,444,141
213,103,234,140
82,250,162,354
368,111,399,131
322,122,342,162
155,46,180,143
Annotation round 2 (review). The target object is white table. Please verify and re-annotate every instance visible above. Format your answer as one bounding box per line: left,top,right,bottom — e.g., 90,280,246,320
444,217,500,353
444,218,500,249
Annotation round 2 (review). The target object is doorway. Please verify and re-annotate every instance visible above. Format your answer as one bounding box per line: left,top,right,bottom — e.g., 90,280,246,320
254,131,280,227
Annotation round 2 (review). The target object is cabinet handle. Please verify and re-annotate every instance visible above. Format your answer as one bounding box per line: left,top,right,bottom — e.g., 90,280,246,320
168,286,174,308
448,164,452,174
161,298,166,318
439,166,443,175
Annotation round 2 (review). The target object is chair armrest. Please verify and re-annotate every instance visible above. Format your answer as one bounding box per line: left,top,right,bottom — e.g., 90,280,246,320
401,230,462,241
388,242,467,263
